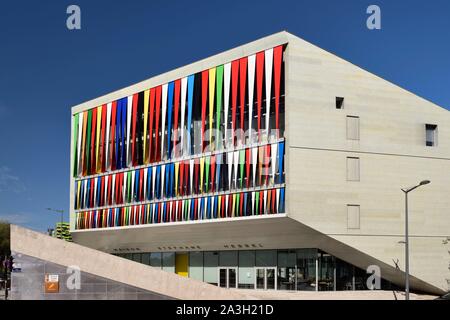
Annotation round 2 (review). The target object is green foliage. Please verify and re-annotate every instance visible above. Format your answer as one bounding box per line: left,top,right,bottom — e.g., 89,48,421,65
54,222,72,242
0,220,10,256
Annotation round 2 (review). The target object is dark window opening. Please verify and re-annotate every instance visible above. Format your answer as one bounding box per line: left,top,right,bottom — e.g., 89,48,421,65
336,97,344,109
425,124,437,147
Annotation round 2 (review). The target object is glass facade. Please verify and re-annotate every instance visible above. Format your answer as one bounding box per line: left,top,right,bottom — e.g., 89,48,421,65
116,248,395,291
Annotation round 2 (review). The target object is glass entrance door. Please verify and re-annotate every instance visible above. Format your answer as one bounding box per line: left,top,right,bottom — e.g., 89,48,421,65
266,268,276,290
218,268,237,288
256,268,265,289
255,267,277,290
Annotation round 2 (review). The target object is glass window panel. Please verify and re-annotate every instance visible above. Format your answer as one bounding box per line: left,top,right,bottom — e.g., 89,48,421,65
141,253,150,265
189,252,203,281
219,268,227,288
238,251,255,288
132,253,142,263
296,249,317,291
228,268,237,288
255,250,276,267
150,252,162,268
162,252,175,273
204,251,219,285
277,250,296,290
277,250,296,267
266,268,276,290
219,251,238,267
256,268,265,289
318,252,335,291
123,253,132,260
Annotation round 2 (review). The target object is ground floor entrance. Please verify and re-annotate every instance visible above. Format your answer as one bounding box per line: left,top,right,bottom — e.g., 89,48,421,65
256,267,277,290
218,267,237,288
118,248,397,292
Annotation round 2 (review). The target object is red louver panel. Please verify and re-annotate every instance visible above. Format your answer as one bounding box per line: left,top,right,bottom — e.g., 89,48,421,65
184,160,189,195
210,155,216,193
139,168,144,202
255,52,264,141
154,86,162,162
201,70,208,152
110,101,117,171
239,193,243,217
131,93,138,166
239,57,247,140
179,162,184,196
194,198,198,220
259,191,264,215
194,160,199,194
179,200,183,221
231,60,239,146
90,108,97,175
100,105,107,172
221,196,225,218
173,79,181,157
273,45,283,136
148,88,155,163
272,189,276,214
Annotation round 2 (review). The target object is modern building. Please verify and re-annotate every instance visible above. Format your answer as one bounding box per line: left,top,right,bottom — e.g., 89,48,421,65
70,31,450,294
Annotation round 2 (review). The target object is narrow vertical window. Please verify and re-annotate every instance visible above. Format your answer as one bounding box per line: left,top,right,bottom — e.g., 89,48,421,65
346,116,360,140
347,157,360,181
336,97,344,109
425,124,437,146
347,205,360,229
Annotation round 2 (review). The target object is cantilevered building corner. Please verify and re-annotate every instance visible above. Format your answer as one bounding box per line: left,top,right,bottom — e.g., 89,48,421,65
69,31,450,295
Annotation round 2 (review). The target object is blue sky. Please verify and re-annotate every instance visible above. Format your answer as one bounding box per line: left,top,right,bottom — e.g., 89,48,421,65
0,0,449,231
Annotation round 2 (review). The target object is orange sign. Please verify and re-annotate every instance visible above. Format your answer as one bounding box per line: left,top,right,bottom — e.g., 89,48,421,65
44,274,59,293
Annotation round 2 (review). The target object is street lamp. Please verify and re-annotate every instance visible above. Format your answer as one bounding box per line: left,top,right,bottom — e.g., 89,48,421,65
401,180,430,300
46,208,64,225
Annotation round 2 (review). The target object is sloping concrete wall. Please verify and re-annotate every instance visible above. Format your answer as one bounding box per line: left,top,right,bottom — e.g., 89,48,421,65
10,225,251,300
11,254,171,300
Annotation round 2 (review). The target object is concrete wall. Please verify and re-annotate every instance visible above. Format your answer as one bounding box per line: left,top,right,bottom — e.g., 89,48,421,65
10,225,252,300
11,254,171,300
285,34,450,292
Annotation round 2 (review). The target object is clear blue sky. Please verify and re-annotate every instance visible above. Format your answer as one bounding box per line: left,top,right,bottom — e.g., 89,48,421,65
0,0,449,231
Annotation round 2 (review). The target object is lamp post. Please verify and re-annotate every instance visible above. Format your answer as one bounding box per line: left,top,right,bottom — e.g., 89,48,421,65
46,208,64,225
401,180,430,300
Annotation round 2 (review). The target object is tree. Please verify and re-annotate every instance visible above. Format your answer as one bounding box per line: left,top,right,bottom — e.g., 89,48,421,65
0,220,10,257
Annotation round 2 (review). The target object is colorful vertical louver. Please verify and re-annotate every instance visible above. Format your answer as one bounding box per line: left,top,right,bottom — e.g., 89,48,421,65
73,45,286,229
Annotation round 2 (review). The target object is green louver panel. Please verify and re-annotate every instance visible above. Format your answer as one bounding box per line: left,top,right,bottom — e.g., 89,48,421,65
73,113,79,177
216,65,224,149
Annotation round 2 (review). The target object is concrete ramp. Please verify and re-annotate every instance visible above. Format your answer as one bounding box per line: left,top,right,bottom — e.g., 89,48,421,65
10,225,252,300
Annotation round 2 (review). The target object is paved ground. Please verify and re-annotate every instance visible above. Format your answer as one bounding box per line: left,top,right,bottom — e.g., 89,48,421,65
232,289,437,300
